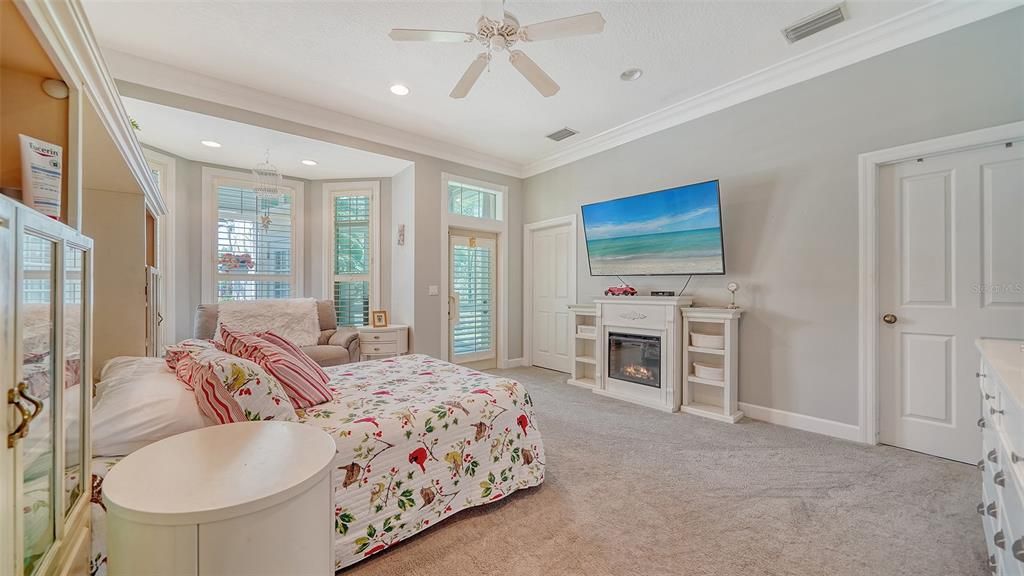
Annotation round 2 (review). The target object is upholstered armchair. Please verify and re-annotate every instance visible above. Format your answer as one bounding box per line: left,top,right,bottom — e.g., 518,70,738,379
193,300,360,367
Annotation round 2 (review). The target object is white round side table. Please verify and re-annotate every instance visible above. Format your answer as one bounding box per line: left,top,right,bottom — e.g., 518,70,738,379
103,421,337,576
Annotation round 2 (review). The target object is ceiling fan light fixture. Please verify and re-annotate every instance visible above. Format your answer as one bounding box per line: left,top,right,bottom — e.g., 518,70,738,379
390,84,410,96
620,68,643,82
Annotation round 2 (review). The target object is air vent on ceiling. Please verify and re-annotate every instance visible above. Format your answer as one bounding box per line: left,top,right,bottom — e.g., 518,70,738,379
546,127,578,142
783,2,847,44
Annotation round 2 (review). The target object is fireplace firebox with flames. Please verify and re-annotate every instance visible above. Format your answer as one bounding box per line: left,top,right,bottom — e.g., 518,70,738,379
608,332,661,388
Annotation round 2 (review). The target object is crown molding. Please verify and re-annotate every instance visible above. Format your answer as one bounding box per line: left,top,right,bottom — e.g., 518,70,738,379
522,0,1023,178
100,50,524,178
83,0,1020,182
17,0,167,215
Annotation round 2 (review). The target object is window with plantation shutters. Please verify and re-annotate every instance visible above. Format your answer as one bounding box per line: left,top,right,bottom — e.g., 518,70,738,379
216,185,295,300
324,184,379,327
202,168,304,303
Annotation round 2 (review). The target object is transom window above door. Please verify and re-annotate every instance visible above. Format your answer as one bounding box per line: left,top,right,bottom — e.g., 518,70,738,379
447,178,503,221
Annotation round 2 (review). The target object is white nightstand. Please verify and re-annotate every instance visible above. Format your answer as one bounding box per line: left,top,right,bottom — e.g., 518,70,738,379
103,422,337,576
358,324,409,360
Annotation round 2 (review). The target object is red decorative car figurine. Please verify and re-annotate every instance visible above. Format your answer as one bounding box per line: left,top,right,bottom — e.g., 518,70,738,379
604,285,638,296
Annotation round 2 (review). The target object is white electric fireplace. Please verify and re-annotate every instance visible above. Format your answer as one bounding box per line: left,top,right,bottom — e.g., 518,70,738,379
593,296,692,411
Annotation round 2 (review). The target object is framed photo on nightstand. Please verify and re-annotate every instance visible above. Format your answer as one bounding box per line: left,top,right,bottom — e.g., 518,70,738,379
371,310,389,328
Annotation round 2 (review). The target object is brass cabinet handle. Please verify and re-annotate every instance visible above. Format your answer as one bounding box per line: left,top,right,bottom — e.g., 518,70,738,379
7,384,32,448
977,502,986,515
989,449,999,464
996,530,1007,550
979,417,987,428
978,460,986,471
977,372,987,379
18,382,43,420
987,501,998,518
991,407,1005,416
985,393,994,400
994,470,1006,488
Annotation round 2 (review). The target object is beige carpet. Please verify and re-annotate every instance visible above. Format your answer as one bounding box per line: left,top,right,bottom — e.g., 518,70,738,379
344,367,985,576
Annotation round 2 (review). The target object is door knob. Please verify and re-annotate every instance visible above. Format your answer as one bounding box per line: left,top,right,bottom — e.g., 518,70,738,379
882,313,898,324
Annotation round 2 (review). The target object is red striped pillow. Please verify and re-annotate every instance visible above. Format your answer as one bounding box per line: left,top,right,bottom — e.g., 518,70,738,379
164,339,216,380
174,347,296,424
220,325,332,409
255,330,330,384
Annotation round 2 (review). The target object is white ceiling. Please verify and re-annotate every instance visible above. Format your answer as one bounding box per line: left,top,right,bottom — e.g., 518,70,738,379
123,98,411,179
84,1,934,170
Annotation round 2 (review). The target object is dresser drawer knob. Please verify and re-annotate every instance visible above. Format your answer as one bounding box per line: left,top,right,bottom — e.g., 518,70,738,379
1012,537,1024,562
987,501,998,518
978,460,986,471
989,449,999,464
991,407,1005,416
994,470,1006,487
996,530,1007,550
978,502,986,515
979,417,987,428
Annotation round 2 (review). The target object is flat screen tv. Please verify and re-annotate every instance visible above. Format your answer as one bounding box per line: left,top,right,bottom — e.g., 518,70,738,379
581,180,725,276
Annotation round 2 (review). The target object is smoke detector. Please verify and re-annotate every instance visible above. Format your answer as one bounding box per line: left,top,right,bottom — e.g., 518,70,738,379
546,127,578,142
783,3,847,43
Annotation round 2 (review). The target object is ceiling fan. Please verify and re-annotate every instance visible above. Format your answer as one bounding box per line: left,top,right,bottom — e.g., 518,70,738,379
388,1,605,99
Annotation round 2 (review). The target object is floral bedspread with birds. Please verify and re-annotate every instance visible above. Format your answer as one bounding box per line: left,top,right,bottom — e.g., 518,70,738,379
300,354,546,569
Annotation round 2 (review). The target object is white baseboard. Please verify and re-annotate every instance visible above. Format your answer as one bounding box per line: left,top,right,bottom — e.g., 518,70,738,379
738,402,862,443
499,358,525,369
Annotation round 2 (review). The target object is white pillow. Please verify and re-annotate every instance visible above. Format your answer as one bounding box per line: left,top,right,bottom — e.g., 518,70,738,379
91,357,212,457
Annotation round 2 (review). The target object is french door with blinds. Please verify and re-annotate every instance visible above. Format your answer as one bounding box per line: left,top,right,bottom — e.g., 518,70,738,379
449,231,497,367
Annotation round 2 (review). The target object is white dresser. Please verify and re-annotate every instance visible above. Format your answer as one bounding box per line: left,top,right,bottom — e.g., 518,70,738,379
977,338,1024,575
358,325,409,360
103,422,336,576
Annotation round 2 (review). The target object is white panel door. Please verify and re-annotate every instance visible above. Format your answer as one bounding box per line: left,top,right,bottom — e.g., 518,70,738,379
879,142,1024,463
530,224,572,372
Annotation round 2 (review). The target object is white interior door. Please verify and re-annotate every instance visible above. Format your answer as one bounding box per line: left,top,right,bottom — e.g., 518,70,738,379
449,232,497,367
530,223,573,372
879,142,1024,463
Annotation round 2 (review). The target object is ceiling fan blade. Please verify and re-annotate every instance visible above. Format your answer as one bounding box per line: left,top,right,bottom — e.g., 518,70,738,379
481,0,504,21
520,12,606,42
389,29,476,42
508,50,559,97
450,53,491,99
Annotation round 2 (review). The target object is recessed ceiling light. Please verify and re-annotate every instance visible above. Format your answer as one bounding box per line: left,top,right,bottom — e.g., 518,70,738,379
390,84,410,96
200,140,222,148
620,68,643,82
301,159,318,166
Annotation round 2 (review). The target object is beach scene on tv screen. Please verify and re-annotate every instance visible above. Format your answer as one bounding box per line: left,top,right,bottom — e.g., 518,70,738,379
582,181,725,275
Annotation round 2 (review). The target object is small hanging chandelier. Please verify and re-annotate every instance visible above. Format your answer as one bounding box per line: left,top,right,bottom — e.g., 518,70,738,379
252,148,283,199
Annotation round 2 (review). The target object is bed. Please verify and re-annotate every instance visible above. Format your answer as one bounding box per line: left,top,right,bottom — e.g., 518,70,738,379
88,354,545,574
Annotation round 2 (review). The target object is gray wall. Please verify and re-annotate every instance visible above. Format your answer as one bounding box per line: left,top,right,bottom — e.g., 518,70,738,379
523,10,1024,425
390,165,416,346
